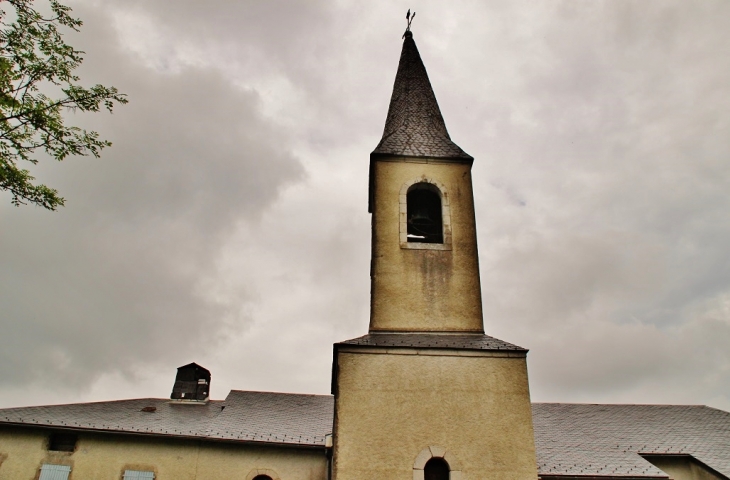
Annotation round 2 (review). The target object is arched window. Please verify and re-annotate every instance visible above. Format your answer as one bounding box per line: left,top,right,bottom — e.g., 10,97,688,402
247,469,279,480
424,457,450,480
407,183,443,244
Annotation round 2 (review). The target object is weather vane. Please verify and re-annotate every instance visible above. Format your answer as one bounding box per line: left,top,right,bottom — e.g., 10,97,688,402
403,9,416,38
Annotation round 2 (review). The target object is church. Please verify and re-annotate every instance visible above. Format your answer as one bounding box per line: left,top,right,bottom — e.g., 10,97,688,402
0,27,728,480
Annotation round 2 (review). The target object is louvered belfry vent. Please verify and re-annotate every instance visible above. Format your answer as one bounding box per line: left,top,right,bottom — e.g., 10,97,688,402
170,363,211,401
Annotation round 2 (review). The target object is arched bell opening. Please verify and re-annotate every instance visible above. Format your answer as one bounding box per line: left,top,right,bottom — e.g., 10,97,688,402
424,457,450,480
246,470,279,480
407,183,443,244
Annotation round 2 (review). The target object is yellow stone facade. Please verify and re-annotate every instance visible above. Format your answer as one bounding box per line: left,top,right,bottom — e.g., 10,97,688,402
369,158,483,333
331,347,537,479
0,426,326,480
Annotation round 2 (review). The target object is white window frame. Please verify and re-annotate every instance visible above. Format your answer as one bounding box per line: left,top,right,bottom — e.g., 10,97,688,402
39,464,71,480
413,445,464,480
400,177,453,251
123,470,155,480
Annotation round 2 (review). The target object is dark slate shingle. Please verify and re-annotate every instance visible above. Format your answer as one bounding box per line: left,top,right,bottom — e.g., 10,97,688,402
2,394,729,477
338,333,527,352
533,403,730,478
372,31,472,160
0,398,222,438
208,390,333,446
0,391,333,447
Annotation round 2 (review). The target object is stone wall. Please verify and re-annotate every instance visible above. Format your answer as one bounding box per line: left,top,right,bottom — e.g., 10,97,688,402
0,426,327,480
332,347,538,479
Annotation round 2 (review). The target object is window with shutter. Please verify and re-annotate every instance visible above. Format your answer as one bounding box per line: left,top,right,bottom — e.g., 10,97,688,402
123,470,155,479
38,464,71,480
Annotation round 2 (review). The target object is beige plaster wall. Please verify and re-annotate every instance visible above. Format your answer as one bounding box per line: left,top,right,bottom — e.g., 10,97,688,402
370,158,483,333
0,426,327,480
0,427,56,480
196,441,326,480
643,455,726,480
332,349,538,479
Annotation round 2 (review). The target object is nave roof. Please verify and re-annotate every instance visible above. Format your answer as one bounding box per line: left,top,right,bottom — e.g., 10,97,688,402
2,393,729,477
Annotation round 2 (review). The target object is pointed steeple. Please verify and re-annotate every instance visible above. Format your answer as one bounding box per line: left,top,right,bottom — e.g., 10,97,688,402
372,31,472,160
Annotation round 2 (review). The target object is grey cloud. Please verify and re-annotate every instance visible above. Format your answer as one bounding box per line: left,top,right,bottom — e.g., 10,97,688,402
471,0,730,407
94,0,409,153
2,0,730,411
0,3,304,395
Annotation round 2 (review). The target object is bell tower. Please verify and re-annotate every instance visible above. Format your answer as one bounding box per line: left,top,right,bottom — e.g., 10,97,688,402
331,27,538,480
368,29,482,333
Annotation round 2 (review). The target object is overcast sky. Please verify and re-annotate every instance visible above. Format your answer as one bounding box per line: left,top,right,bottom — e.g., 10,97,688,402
1,0,729,411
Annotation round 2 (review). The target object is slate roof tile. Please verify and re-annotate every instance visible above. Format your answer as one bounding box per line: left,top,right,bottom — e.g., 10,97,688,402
207,390,333,446
0,397,222,438
337,333,527,351
0,391,332,447
372,31,472,160
2,395,729,476
533,403,730,478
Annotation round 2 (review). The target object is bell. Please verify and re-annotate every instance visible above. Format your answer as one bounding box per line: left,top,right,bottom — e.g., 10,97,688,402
409,206,436,226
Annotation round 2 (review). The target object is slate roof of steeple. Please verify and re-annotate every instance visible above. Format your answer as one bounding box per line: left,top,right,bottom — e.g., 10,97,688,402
372,31,472,160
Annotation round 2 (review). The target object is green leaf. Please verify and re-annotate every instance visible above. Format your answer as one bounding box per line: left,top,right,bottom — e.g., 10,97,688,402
0,0,127,210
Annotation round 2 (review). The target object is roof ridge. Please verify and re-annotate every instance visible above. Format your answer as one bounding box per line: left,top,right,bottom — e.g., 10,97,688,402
226,389,333,398
0,397,169,410
532,402,711,407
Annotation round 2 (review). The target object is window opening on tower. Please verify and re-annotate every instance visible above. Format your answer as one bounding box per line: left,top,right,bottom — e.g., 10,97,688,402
407,183,443,243
424,457,450,480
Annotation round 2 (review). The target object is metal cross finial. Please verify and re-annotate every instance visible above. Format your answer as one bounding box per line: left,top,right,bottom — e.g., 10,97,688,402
404,9,416,37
